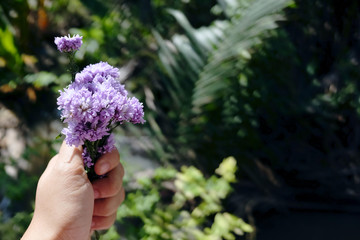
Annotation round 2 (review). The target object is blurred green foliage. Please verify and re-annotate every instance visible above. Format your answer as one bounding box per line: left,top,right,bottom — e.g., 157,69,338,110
0,212,32,240
100,157,252,240
151,0,293,168
149,0,360,208
0,164,37,240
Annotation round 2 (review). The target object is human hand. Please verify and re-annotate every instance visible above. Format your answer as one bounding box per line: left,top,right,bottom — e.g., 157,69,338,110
22,141,125,240
92,146,125,231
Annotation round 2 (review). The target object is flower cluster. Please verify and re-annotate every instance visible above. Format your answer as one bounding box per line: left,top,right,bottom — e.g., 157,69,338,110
54,34,83,52
57,61,145,168
55,34,144,240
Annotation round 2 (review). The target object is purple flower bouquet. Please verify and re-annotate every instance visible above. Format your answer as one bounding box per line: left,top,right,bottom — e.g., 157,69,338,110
55,34,145,180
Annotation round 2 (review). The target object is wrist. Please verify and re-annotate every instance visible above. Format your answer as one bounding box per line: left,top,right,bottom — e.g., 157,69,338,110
22,213,91,240
22,215,65,240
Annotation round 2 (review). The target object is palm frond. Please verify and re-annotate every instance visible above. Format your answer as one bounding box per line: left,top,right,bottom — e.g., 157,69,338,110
151,0,292,164
153,10,227,107
192,0,292,108
154,0,292,112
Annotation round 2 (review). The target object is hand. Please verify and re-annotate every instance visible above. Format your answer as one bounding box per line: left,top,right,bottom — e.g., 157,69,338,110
22,141,125,240
92,146,125,230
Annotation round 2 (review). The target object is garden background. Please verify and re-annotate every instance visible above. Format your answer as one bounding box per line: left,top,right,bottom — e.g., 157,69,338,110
1,0,360,239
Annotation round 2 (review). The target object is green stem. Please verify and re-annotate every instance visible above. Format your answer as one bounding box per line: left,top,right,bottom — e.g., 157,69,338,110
95,230,100,240
83,134,111,181
66,51,78,82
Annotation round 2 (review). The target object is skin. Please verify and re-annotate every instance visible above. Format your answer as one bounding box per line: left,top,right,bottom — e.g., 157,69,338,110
22,141,125,240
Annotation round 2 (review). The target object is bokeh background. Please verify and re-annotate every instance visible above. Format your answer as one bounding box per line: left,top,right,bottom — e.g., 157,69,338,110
1,0,360,239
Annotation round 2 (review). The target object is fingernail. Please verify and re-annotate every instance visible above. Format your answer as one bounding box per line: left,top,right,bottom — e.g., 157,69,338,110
100,163,110,174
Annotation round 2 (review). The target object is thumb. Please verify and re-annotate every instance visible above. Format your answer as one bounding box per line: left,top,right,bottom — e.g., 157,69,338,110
55,141,85,174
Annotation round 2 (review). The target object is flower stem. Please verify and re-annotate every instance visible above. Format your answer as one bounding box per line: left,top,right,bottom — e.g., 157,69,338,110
66,51,78,82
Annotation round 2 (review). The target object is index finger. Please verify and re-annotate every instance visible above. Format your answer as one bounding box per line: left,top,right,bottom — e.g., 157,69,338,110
94,148,122,176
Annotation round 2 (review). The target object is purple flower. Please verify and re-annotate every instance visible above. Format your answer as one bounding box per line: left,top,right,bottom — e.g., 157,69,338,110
99,134,116,155
57,61,145,166
82,134,115,169
54,34,83,52
82,147,94,168
75,62,120,83
129,97,145,124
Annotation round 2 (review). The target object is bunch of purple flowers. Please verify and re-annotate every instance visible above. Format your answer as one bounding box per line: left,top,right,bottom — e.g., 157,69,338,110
55,35,144,179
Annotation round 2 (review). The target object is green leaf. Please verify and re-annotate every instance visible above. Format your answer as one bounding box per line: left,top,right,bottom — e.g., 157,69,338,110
215,156,237,183
55,133,63,140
